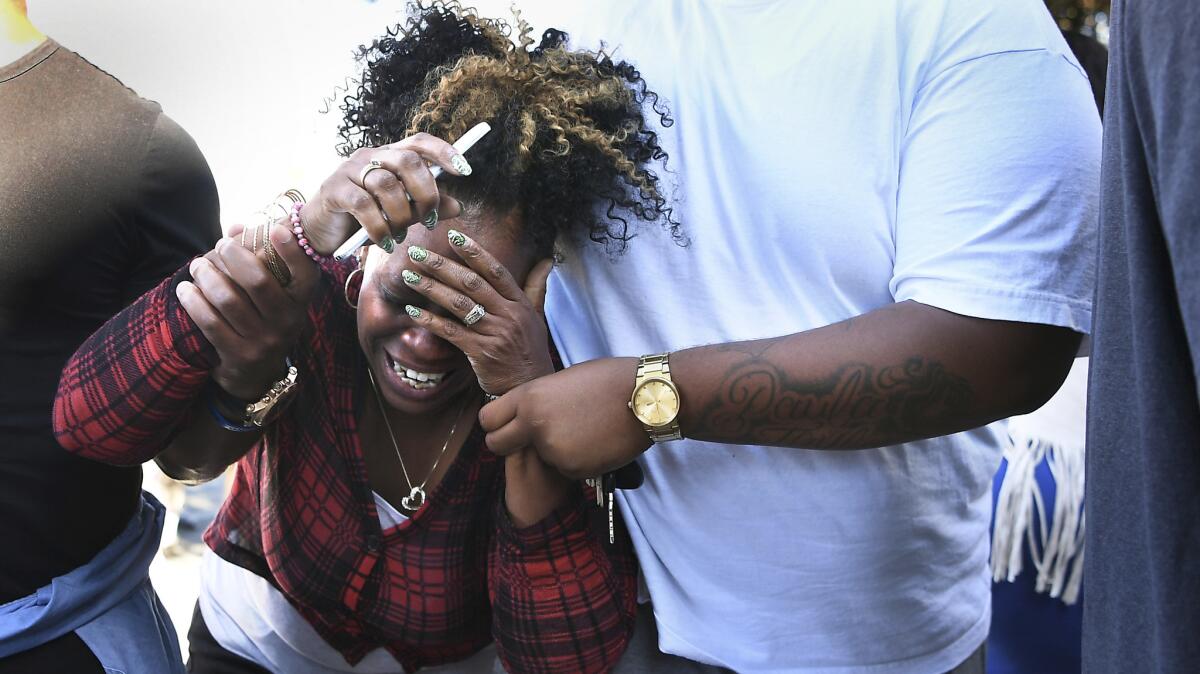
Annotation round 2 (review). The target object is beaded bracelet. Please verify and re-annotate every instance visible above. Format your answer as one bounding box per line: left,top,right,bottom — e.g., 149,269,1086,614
290,202,325,262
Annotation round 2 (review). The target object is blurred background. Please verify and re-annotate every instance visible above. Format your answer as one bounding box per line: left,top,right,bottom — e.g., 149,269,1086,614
26,0,558,228
30,0,401,228
23,0,1111,659
27,0,1109,228
1047,0,1110,38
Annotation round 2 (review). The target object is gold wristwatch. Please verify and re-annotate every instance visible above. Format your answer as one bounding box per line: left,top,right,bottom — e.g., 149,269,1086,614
628,353,683,443
242,362,299,427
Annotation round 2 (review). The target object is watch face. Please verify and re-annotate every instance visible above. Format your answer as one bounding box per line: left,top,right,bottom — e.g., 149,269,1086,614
633,379,679,426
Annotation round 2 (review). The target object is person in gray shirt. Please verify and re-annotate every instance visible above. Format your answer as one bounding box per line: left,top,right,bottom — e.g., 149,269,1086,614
1086,0,1200,671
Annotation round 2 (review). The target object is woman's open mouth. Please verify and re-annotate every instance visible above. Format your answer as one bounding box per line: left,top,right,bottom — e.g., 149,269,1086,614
385,353,451,391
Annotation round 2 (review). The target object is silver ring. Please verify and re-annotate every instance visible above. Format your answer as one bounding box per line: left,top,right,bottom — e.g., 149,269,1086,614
358,159,388,186
463,303,487,326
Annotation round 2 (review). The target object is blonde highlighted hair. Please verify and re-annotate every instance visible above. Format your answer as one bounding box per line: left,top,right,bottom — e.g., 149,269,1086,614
338,1,679,254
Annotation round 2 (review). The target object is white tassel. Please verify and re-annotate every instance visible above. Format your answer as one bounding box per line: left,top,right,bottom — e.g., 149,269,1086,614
992,437,1041,583
991,427,1087,605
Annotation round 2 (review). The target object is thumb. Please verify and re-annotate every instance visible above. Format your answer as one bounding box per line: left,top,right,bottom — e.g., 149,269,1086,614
522,258,554,316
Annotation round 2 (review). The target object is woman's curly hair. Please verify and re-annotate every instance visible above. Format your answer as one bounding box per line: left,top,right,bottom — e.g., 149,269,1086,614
337,0,679,255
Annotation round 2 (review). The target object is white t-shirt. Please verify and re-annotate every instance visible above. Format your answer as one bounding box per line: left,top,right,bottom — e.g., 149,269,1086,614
533,1,1100,672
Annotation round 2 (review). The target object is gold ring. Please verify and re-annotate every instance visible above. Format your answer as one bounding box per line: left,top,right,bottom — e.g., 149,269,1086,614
359,159,388,186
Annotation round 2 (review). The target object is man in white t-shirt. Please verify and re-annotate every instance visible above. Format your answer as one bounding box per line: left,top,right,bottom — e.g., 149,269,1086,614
480,1,1100,672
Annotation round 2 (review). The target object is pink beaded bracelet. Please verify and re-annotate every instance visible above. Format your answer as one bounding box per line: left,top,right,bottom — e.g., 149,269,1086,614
290,202,325,262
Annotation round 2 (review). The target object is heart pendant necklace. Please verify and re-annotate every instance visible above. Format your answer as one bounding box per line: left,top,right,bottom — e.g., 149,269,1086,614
367,369,467,513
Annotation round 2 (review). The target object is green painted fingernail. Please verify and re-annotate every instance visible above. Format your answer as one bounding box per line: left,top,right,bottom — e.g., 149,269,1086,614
448,230,467,247
401,269,421,285
450,154,472,176
408,245,428,262
422,209,439,230
378,235,395,254
405,304,421,318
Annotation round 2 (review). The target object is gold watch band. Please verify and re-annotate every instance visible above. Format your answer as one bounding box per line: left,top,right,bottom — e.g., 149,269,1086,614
636,353,671,378
633,353,683,443
243,362,299,427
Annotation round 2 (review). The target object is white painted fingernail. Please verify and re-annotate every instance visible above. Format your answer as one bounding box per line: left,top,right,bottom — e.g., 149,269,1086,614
450,153,472,176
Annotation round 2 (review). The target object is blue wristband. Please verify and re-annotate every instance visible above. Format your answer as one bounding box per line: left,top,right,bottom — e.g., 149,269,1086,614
205,391,259,433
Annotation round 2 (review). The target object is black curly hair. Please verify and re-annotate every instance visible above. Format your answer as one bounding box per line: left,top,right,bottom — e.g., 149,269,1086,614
337,0,679,256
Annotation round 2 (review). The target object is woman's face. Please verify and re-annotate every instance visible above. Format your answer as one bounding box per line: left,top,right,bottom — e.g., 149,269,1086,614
356,209,531,416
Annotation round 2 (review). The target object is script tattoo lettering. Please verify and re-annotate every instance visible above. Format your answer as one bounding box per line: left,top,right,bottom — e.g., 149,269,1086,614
698,354,974,448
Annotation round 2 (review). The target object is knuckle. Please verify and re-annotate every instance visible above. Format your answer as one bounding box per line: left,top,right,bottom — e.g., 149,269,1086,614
415,193,438,211
441,321,462,339
348,191,374,211
368,168,397,187
245,271,272,295
258,338,281,356
350,147,370,161
426,254,444,270
409,132,433,143
488,263,507,281
397,150,424,170
244,344,266,364
462,272,484,292
203,284,232,309
451,293,473,312
188,307,214,328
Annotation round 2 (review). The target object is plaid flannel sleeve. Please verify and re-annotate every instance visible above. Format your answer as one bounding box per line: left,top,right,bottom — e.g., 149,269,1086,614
489,484,638,674
53,252,351,466
53,262,218,465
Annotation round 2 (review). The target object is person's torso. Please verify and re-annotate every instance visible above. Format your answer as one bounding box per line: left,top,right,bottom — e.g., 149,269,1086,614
0,41,169,602
539,1,1067,671
204,283,502,670
1085,0,1200,667
199,494,497,674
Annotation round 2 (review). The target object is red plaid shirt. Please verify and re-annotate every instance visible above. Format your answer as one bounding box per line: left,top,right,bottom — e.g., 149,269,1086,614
54,259,637,673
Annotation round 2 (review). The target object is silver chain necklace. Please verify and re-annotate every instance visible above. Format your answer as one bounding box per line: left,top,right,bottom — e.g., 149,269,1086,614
366,369,467,512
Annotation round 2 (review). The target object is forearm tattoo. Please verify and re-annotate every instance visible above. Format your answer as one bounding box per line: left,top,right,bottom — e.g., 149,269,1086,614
696,348,974,449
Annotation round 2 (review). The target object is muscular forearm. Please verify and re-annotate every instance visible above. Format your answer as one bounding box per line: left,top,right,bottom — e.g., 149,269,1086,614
672,300,1079,449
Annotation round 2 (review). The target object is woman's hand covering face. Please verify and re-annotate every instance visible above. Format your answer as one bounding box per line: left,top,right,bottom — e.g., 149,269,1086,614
400,229,555,397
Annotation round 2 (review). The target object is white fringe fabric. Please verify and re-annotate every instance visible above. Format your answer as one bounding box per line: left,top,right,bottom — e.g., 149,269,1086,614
991,359,1088,605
